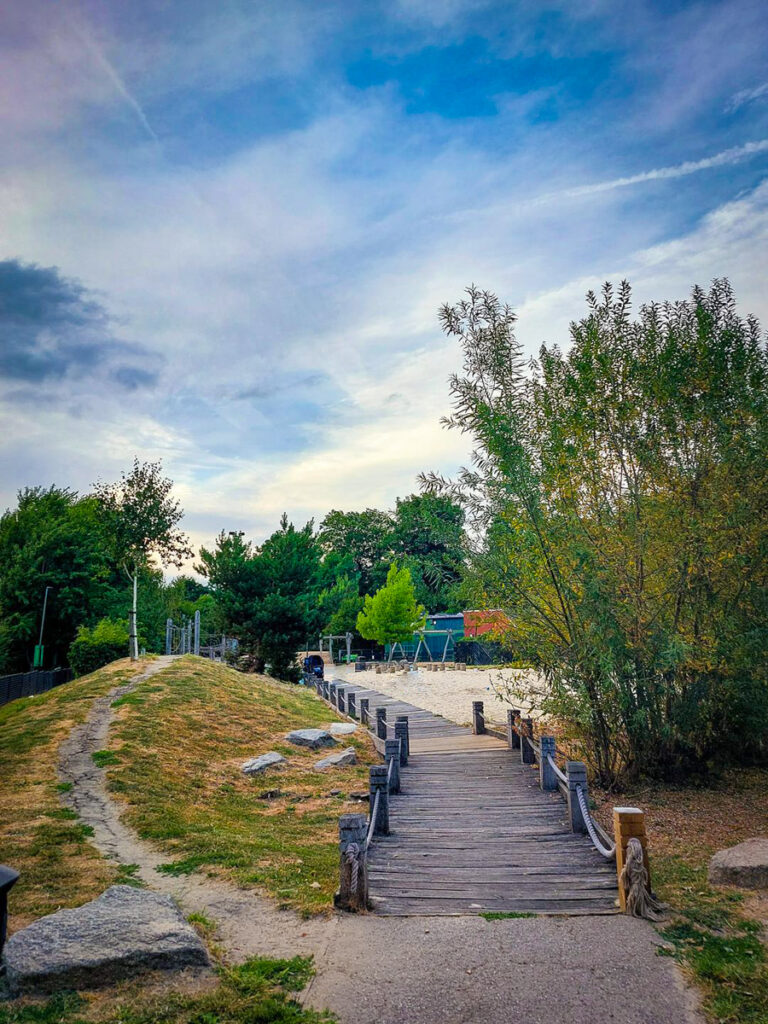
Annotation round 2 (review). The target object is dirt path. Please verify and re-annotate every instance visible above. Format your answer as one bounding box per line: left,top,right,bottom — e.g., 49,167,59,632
56,658,703,1024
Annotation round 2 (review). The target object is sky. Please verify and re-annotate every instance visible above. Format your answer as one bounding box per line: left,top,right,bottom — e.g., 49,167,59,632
1,0,768,569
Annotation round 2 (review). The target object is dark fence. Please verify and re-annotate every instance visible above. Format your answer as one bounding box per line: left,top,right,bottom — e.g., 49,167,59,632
0,668,73,708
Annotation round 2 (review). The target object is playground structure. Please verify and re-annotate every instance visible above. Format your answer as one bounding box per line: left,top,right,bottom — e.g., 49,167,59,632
319,632,354,663
387,628,457,664
165,614,237,661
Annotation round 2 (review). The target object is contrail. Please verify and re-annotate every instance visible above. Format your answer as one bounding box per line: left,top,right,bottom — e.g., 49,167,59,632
69,19,159,143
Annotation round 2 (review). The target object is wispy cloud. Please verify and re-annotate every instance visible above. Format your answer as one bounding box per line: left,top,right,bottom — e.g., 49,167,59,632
727,81,768,113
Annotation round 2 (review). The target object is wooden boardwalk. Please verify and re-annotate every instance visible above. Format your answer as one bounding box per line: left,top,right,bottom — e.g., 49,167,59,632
338,680,617,916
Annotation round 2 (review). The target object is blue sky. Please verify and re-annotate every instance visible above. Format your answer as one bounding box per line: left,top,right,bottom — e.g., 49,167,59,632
1,0,768,565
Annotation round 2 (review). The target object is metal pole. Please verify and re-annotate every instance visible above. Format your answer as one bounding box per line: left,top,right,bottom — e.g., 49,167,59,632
194,610,200,656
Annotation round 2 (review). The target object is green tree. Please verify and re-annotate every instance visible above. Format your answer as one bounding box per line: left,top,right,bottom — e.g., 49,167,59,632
356,563,426,646
318,574,364,636
424,281,768,784
0,487,120,672
94,460,192,660
319,509,394,595
393,493,465,611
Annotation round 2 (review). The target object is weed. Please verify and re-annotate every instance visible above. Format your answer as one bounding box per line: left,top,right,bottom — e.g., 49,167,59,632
91,750,119,768
479,911,537,920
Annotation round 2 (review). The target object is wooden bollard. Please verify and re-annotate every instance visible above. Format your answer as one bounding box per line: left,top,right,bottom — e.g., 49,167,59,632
472,701,485,735
395,716,409,764
369,765,389,835
507,709,521,749
566,761,588,833
335,813,368,912
359,698,370,726
347,692,357,719
385,738,401,793
520,717,536,764
336,687,346,713
613,807,651,911
376,707,387,740
539,735,557,791
329,683,337,707
322,679,329,700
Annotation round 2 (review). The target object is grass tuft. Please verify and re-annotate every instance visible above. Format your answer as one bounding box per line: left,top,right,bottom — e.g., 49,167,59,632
479,911,537,920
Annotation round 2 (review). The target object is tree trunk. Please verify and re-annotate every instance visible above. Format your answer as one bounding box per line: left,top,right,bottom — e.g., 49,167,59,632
130,572,138,661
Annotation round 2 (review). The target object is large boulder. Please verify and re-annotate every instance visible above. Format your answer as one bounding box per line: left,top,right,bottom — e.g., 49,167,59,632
709,837,768,889
329,722,357,736
241,751,286,775
4,885,210,995
285,728,337,750
314,747,358,771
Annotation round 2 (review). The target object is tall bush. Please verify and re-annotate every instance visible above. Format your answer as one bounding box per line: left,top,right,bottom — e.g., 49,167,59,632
69,618,130,676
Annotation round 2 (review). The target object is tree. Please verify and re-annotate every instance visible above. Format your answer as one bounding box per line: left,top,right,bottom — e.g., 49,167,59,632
423,281,768,784
0,487,120,672
393,493,465,611
319,509,394,595
318,574,364,636
94,460,191,660
356,563,426,647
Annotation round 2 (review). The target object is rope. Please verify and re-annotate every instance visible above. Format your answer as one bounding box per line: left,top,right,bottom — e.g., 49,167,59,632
344,842,362,894
366,789,381,847
575,784,616,860
387,756,394,785
619,838,665,920
547,754,568,784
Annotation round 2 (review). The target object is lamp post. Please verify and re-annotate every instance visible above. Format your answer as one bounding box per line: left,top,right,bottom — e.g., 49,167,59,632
34,586,52,669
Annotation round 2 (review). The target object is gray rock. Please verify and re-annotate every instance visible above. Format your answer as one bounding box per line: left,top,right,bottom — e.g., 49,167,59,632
241,751,286,775
286,728,337,750
329,722,357,736
314,747,358,770
709,837,768,889
4,885,210,995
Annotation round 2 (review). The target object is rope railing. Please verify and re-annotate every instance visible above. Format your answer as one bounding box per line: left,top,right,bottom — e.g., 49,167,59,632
546,753,568,785
366,789,381,848
575,784,616,860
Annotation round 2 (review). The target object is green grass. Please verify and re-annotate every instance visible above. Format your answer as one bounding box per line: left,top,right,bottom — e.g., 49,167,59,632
0,956,333,1024
91,750,120,767
106,657,378,915
479,911,537,920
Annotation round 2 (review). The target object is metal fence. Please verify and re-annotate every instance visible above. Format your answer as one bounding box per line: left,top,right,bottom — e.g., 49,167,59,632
0,668,73,708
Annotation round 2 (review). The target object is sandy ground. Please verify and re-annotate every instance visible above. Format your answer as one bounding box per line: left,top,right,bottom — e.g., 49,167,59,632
331,664,540,727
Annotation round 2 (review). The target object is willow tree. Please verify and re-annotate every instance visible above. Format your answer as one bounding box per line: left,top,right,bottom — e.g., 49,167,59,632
94,459,191,660
422,281,768,784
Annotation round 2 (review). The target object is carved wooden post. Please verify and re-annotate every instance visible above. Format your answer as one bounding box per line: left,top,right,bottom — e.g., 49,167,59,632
385,738,401,793
347,691,357,719
376,707,387,740
336,687,346,713
334,814,368,912
369,765,390,835
322,679,329,700
394,717,409,765
566,761,588,833
359,698,370,726
329,682,337,707
507,709,521,749
539,735,557,791
472,701,485,735
520,717,535,764
613,807,650,911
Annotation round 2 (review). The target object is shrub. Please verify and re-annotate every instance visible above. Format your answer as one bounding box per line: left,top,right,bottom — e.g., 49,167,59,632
69,618,130,676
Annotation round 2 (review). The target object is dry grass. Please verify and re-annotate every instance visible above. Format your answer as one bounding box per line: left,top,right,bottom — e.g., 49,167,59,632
106,656,378,915
0,659,155,935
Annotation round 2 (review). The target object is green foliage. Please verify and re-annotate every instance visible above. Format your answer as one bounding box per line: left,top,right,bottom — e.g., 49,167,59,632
393,493,465,612
319,508,394,596
318,574,363,635
426,280,768,784
68,619,129,677
356,563,426,645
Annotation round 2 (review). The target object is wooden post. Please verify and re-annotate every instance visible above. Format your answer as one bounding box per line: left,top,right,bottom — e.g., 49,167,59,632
507,709,521,749
539,735,557,791
334,813,368,912
613,807,650,911
329,682,337,707
385,738,401,793
520,718,535,764
360,698,369,726
322,679,329,700
395,717,409,765
337,687,346,713
369,765,389,835
472,701,485,735
347,692,357,719
376,707,387,740
566,761,588,833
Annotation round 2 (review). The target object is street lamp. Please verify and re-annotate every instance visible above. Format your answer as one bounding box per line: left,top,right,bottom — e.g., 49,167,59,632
34,586,52,669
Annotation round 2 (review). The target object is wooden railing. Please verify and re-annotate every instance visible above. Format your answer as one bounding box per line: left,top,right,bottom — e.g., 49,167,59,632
312,677,408,911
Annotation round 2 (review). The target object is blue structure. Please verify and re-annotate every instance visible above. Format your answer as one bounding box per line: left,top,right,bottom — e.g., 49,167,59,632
385,613,465,662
